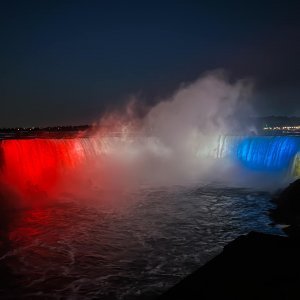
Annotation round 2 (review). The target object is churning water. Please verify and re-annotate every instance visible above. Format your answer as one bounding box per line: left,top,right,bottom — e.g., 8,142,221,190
0,183,282,300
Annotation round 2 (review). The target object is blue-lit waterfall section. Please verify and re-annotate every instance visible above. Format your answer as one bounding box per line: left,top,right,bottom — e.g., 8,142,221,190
218,136,300,172
237,137,300,171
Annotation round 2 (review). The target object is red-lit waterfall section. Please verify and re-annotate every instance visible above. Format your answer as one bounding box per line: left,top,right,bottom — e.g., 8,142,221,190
0,138,99,198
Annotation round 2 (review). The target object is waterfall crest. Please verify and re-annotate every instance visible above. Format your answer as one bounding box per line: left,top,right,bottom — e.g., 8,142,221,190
0,135,299,199
217,136,300,174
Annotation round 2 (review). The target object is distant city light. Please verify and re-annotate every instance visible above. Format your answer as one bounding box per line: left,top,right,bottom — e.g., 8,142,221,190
263,125,300,132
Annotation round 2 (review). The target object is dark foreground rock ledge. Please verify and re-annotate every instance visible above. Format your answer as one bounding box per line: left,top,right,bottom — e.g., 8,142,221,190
158,231,300,300
270,179,300,237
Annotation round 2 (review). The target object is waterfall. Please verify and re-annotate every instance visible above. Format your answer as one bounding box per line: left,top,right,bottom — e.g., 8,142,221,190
0,135,299,198
217,136,300,175
293,153,300,178
0,136,161,197
0,138,114,196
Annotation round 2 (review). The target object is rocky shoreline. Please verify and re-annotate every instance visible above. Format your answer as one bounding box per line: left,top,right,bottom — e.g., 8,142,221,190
158,180,300,300
270,179,300,238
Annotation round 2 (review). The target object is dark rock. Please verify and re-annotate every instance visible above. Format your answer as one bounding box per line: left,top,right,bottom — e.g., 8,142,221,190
158,231,300,300
270,179,300,234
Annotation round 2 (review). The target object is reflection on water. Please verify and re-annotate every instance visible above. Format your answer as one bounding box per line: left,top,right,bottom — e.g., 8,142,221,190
0,184,282,299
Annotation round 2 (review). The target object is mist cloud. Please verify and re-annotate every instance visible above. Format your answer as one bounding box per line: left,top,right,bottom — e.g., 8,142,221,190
89,70,254,185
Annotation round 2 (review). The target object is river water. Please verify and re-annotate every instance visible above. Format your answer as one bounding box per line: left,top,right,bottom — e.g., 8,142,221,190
0,183,282,299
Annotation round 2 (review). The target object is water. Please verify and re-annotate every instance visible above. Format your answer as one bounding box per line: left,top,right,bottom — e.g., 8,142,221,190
0,135,295,299
217,136,300,174
0,183,282,299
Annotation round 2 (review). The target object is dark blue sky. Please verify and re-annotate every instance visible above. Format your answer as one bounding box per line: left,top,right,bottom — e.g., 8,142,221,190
0,0,299,126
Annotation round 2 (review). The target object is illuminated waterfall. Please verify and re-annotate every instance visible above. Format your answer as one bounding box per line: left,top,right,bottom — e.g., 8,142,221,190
0,135,299,199
0,136,160,197
293,153,300,178
0,138,117,197
217,136,300,175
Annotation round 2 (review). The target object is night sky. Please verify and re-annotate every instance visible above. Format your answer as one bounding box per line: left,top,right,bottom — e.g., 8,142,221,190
0,0,299,127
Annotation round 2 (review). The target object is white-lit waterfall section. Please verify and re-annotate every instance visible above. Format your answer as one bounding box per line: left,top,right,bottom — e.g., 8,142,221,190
216,136,300,177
